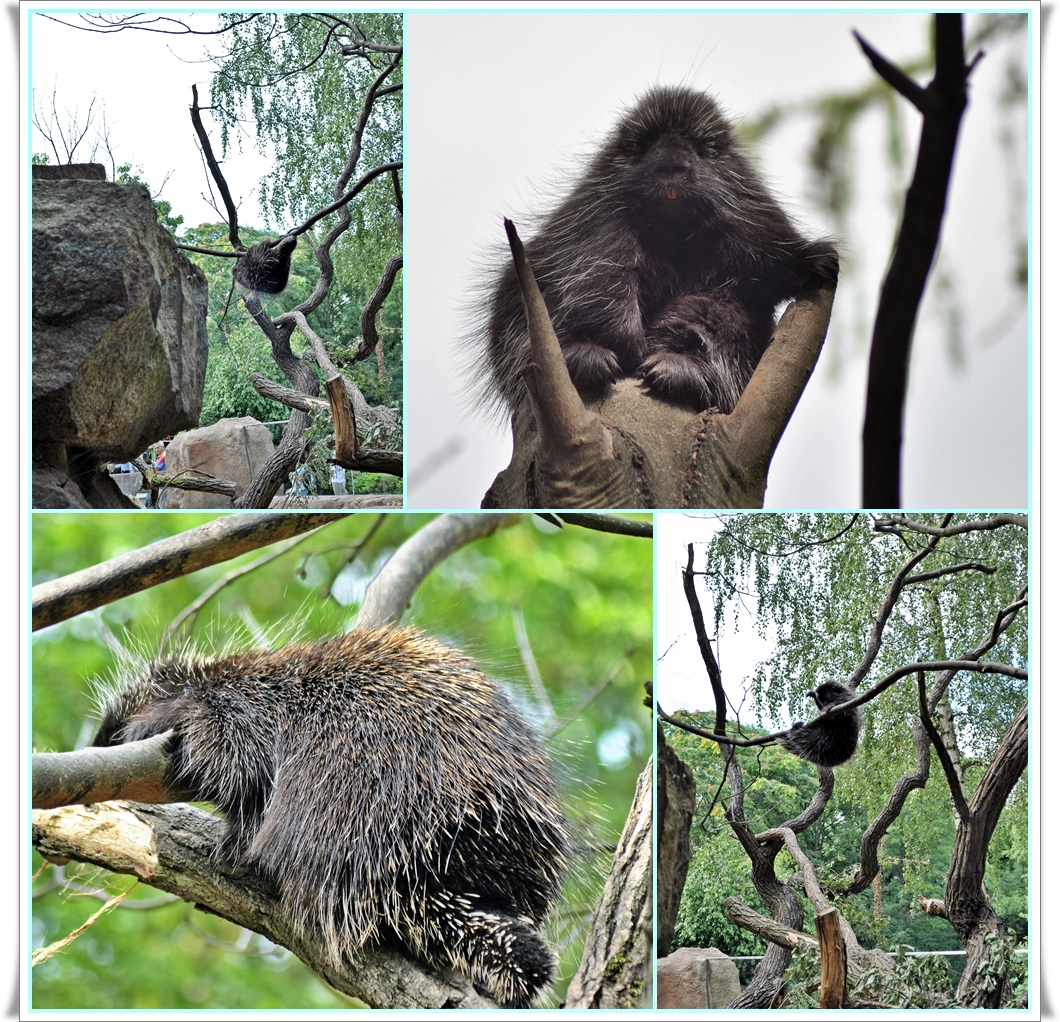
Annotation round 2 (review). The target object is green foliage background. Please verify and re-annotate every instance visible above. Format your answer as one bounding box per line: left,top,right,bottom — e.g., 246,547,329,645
31,513,652,1009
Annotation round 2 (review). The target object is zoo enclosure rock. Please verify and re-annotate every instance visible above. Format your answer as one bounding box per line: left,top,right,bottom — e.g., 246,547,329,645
657,947,741,1009
32,172,209,461
164,417,278,509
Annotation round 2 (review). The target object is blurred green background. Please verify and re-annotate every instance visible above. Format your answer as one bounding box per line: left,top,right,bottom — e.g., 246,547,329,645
30,512,653,1009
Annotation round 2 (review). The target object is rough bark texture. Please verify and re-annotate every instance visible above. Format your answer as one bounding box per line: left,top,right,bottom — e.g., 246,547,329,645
32,801,496,1009
657,726,696,957
564,757,652,1009
947,702,1027,1007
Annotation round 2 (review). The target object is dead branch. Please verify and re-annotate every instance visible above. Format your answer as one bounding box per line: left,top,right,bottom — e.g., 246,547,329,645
32,802,495,1009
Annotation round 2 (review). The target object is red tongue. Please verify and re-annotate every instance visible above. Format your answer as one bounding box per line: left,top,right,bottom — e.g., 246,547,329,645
666,188,678,200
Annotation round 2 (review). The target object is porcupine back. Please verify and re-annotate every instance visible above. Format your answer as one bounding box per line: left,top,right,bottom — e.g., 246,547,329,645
93,627,570,1008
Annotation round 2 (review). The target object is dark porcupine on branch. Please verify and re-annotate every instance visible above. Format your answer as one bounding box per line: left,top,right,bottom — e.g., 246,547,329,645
93,627,570,1008
778,680,861,767
232,234,299,295
476,85,838,417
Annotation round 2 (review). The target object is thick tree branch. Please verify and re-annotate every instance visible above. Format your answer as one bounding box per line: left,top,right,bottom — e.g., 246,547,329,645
32,514,346,630
32,802,496,1009
565,757,652,1008
860,14,978,507
33,733,190,809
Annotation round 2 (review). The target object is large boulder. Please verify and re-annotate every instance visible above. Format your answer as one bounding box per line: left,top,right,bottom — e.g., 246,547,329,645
32,172,209,462
657,947,741,1009
163,417,277,509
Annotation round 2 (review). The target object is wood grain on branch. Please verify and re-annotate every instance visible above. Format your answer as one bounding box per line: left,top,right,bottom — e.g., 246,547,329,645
484,224,836,508
32,802,496,1009
565,757,652,1009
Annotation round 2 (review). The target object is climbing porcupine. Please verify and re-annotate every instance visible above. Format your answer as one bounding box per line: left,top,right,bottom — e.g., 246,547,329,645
232,234,298,295
479,85,838,416
93,627,570,1008
778,680,860,767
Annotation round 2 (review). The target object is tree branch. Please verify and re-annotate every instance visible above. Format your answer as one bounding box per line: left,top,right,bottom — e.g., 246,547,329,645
564,757,652,1008
32,802,496,1009
32,514,346,630
189,84,241,251
355,514,520,629
861,14,978,506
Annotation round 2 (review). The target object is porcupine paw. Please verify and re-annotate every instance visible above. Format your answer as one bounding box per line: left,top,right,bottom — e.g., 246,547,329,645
640,297,753,413
408,892,554,1008
562,341,623,400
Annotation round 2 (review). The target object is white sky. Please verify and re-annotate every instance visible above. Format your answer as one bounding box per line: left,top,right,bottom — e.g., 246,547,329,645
405,9,1032,510
656,513,776,718
30,12,275,230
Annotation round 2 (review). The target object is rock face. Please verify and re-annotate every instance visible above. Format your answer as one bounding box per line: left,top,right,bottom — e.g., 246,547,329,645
32,174,209,462
657,947,741,1009
164,416,277,509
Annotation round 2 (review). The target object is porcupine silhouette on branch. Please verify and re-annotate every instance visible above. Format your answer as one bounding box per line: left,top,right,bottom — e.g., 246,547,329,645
478,86,838,417
232,234,299,296
778,680,861,767
93,627,570,1008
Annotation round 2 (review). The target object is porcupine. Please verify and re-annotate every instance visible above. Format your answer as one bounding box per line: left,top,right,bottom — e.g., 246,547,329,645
480,85,838,417
778,680,860,767
93,627,570,1008
232,234,298,295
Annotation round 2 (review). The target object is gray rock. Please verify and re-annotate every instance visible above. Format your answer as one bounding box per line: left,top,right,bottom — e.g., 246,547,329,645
32,179,208,462
164,417,277,509
657,947,741,1009
32,163,106,181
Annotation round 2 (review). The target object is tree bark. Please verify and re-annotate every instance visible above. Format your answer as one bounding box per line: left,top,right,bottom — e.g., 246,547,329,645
32,802,495,1009
564,757,652,1009
656,726,695,957
946,702,1027,1006
482,221,835,509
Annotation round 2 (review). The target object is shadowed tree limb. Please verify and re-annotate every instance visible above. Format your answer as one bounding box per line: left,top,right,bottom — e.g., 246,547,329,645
860,14,982,507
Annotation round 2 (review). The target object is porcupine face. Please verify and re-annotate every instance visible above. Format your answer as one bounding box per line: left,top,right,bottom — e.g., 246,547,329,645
93,628,570,1008
810,679,857,712
596,87,743,232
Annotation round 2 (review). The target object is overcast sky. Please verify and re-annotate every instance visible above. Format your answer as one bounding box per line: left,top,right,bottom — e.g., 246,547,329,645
30,12,274,230
405,9,1032,510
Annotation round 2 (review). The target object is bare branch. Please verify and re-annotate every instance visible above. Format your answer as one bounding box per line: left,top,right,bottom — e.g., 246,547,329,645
861,14,979,506
189,84,241,251
918,671,971,821
32,514,346,630
355,514,520,630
